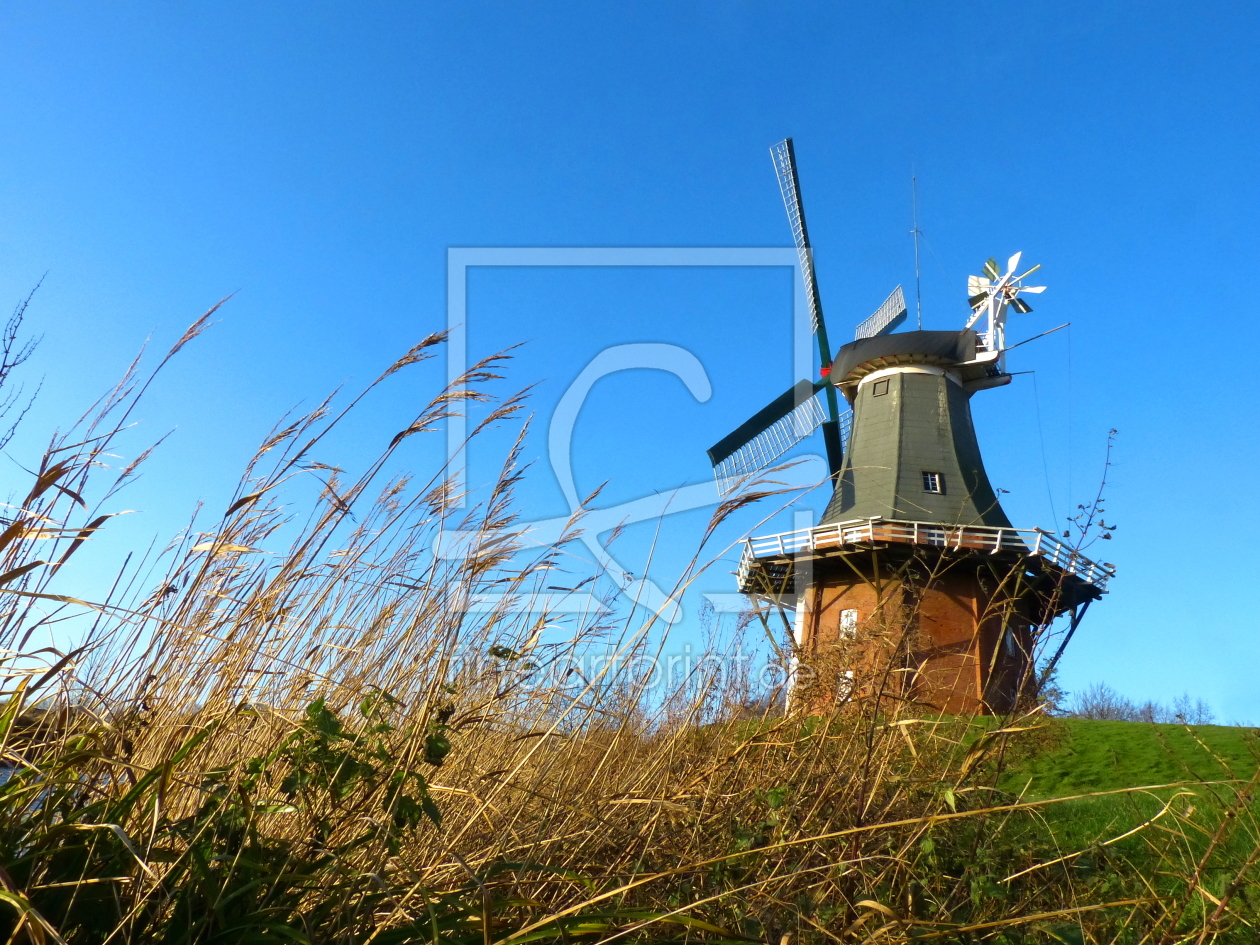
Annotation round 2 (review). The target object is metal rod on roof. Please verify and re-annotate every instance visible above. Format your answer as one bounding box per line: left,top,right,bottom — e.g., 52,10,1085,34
1001,322,1070,353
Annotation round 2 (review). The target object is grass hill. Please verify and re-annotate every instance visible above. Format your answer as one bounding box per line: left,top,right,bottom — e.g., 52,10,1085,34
990,718,1260,875
1001,718,1260,798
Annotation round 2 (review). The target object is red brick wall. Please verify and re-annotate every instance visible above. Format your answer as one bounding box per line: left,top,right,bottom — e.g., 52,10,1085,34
799,558,1037,715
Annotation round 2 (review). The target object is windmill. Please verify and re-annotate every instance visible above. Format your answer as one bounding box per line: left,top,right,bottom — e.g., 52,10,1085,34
706,139,907,497
714,141,1114,715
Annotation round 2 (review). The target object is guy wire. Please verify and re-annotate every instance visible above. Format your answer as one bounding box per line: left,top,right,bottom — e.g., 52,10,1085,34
1031,372,1061,533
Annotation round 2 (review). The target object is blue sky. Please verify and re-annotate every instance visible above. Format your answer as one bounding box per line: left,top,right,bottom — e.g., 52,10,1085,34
0,1,1256,719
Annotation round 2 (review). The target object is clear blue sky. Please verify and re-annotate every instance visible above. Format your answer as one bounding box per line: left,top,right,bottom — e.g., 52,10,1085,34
0,2,1256,719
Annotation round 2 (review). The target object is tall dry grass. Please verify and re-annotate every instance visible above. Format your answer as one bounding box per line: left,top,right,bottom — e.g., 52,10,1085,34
0,306,1256,944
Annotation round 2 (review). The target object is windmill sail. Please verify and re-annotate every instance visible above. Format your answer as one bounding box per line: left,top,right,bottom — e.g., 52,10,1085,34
770,137,848,480
855,285,908,340
707,380,851,496
709,139,859,496
771,140,825,334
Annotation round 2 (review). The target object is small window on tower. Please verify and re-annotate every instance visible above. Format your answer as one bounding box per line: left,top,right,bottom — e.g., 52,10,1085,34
871,378,890,397
839,608,858,638
922,472,944,494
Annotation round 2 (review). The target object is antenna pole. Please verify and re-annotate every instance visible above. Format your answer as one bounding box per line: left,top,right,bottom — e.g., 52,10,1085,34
911,174,923,330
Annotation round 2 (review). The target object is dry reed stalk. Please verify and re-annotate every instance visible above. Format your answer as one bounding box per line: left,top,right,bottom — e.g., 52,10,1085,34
0,311,1254,944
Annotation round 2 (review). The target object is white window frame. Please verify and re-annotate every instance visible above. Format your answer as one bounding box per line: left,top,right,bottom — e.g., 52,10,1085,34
839,608,858,638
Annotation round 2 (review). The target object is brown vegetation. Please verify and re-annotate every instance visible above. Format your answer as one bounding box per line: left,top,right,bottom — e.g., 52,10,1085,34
0,306,1256,944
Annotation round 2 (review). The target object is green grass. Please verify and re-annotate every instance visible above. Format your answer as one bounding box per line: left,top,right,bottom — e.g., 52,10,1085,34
989,719,1260,885
1000,719,1260,798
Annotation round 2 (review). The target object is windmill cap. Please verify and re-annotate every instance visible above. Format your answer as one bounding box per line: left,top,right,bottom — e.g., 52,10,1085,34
829,330,979,389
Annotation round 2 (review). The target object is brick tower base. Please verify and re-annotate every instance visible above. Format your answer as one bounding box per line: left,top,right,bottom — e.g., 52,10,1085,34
791,549,1066,715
